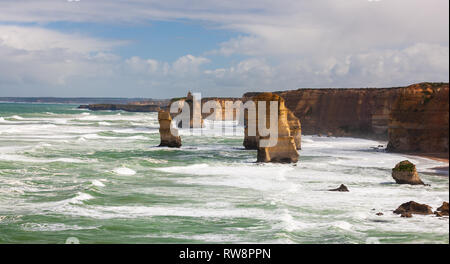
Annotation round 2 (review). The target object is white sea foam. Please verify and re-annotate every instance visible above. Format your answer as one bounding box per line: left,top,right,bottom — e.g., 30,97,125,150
91,180,105,187
10,115,24,120
21,223,98,232
113,167,136,176
1,110,448,243
145,157,168,164
0,154,88,163
68,192,94,205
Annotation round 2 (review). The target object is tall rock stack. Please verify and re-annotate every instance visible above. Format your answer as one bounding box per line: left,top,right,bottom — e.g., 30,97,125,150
158,110,182,148
387,83,449,154
243,93,299,163
243,94,302,151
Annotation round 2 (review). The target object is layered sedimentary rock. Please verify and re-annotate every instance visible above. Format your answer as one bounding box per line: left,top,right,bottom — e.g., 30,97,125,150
242,93,299,163
158,110,181,148
391,160,425,185
244,88,400,139
387,83,449,154
201,97,242,121
243,95,302,150
243,82,448,156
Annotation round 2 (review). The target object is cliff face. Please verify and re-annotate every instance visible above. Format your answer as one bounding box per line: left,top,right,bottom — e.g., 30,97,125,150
244,83,448,143
201,97,242,121
387,83,449,154
266,88,399,139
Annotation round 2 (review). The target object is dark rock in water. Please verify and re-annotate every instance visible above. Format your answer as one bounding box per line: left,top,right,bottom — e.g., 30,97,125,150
376,212,384,216
393,201,433,216
401,212,413,218
329,184,349,192
391,160,425,185
434,202,449,216
435,211,444,217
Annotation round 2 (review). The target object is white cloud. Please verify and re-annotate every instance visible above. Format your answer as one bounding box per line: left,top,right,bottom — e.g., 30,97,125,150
0,25,124,53
0,25,121,88
0,0,448,97
126,56,160,74
172,54,210,74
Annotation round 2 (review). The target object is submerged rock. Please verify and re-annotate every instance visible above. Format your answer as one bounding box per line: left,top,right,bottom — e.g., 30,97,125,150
391,160,425,185
393,201,433,216
329,184,349,192
158,110,182,148
434,202,449,217
376,212,384,216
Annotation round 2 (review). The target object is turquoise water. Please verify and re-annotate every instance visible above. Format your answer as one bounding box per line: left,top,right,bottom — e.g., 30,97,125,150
0,103,448,244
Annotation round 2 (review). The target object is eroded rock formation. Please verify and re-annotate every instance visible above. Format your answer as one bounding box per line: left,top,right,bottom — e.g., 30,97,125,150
243,95,301,151
391,160,425,185
329,184,349,192
393,201,433,216
387,83,449,154
241,93,299,163
158,110,181,148
287,110,302,150
435,202,449,217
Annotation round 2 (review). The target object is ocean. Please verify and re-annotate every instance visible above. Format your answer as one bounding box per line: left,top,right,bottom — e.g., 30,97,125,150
0,103,448,243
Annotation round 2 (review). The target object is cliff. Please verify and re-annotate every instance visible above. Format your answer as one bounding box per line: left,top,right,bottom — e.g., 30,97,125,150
201,97,242,121
244,83,448,144
387,83,449,154
247,88,399,139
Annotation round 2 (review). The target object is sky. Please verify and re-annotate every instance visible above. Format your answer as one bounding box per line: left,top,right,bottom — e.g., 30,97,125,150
0,0,448,98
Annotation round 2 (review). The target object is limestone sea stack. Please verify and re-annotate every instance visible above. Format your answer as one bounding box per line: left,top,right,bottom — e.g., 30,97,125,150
158,110,181,148
243,93,299,163
243,94,302,152
391,160,425,185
